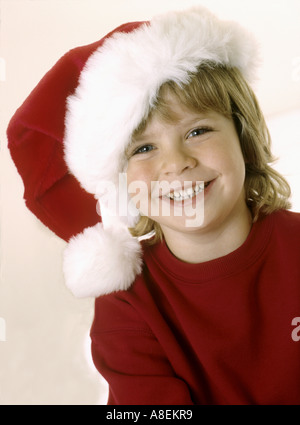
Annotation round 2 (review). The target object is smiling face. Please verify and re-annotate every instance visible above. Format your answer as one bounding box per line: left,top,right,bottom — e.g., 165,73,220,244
126,92,249,243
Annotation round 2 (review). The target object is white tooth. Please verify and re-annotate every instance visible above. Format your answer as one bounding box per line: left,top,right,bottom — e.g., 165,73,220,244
166,184,206,201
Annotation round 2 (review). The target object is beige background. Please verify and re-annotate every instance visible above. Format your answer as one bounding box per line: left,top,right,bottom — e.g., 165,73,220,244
0,0,300,405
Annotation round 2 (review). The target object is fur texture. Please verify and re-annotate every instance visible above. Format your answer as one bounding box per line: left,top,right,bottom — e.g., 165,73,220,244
64,6,259,196
63,223,143,297
62,6,260,297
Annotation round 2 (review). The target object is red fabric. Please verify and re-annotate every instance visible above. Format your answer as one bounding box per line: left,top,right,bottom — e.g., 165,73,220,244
91,210,300,405
6,21,145,241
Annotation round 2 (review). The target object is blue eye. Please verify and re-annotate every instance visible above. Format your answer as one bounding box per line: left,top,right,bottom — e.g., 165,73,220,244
187,127,211,139
133,144,155,155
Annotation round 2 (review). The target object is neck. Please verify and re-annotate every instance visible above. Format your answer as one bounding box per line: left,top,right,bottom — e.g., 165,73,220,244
161,204,253,264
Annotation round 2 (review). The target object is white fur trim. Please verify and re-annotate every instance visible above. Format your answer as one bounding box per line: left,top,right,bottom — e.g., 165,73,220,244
63,223,143,297
95,173,140,229
62,6,259,297
64,6,259,196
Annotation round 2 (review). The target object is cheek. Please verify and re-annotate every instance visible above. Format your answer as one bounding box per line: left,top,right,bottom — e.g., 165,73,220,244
127,162,150,187
221,148,246,199
126,162,153,210
202,139,246,196
214,138,245,178
228,142,246,180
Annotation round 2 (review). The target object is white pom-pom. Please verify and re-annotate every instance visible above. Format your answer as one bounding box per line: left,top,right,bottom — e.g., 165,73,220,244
63,223,143,298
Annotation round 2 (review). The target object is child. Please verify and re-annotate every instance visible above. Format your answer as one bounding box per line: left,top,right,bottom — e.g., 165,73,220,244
7,7,300,405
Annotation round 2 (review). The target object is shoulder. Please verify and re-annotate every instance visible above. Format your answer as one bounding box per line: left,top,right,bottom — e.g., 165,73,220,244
272,209,300,230
268,209,300,246
91,274,154,335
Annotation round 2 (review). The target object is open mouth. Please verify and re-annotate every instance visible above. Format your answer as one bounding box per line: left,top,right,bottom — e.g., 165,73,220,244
165,181,211,202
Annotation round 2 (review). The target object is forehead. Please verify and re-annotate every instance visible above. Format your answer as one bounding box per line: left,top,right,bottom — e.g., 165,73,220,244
133,91,209,139
134,91,222,141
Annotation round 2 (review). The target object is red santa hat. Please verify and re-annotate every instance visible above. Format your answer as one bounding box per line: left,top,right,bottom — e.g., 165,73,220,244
8,6,260,298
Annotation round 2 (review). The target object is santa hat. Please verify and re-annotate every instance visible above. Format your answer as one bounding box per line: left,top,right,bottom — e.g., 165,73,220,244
60,6,260,297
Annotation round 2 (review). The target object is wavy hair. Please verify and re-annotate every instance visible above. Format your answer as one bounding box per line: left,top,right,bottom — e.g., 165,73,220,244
130,64,291,243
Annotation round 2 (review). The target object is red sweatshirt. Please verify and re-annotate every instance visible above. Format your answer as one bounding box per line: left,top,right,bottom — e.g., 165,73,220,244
7,29,300,406
90,209,300,405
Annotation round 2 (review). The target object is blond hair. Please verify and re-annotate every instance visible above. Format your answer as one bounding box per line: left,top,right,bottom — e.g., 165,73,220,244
130,63,291,243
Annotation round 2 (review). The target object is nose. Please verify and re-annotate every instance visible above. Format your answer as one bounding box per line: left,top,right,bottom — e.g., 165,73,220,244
161,145,197,176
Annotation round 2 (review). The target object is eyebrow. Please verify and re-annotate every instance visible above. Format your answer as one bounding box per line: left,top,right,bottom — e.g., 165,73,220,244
132,113,213,142
130,132,154,144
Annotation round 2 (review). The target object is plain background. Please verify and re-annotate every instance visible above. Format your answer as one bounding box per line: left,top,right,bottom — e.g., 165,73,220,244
0,0,300,405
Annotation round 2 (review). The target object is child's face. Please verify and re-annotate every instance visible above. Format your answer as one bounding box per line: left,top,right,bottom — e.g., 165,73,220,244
126,93,248,239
